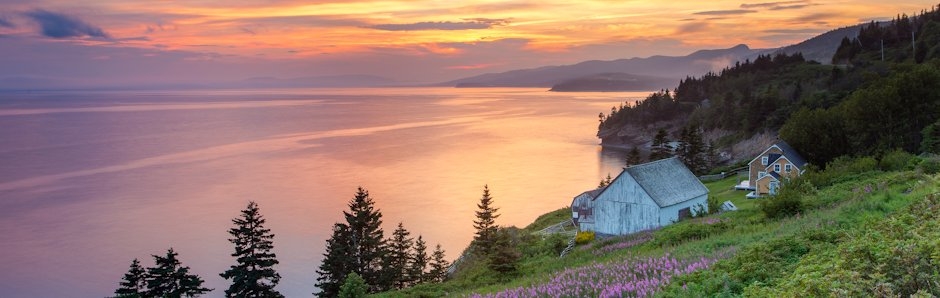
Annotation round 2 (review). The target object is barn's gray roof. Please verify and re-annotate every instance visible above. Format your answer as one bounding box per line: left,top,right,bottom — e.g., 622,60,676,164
623,157,709,208
574,187,606,201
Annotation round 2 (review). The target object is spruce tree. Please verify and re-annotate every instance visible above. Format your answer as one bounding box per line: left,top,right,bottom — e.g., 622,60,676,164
344,187,386,292
626,146,643,166
384,222,414,290
487,229,520,277
472,185,500,256
649,128,672,161
409,236,428,285
114,258,147,298
427,244,449,283
337,272,368,298
598,174,612,188
316,223,353,297
146,248,211,297
220,201,283,298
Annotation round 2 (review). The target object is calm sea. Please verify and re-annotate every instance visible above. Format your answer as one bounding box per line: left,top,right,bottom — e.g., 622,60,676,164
0,87,646,297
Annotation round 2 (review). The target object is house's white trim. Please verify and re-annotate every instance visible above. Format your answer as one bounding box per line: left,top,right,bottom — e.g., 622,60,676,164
764,156,802,174
747,144,783,168
757,174,779,182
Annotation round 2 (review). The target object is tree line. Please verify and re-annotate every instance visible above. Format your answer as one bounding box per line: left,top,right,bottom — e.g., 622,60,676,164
599,8,940,170
315,187,450,297
111,189,453,298
622,126,718,175
113,201,281,297
833,5,940,64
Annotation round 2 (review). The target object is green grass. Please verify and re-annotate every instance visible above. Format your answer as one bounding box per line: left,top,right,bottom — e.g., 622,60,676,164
376,166,940,297
522,207,572,232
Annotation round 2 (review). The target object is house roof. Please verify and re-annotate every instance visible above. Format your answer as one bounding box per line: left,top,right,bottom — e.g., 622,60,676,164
758,171,781,182
575,187,606,200
748,140,809,169
774,141,808,168
622,157,709,208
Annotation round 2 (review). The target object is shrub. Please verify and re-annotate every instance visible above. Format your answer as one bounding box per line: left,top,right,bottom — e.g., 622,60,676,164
878,149,915,171
521,233,568,258
919,157,940,174
707,195,721,214
760,177,813,219
653,220,731,247
575,231,594,245
804,156,879,187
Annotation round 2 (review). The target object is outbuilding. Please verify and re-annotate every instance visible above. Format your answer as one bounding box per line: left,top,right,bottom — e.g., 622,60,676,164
571,157,709,236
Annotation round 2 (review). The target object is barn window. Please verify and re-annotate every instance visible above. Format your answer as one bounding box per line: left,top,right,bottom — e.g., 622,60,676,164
678,207,692,220
774,164,781,172
785,164,792,172
761,156,769,165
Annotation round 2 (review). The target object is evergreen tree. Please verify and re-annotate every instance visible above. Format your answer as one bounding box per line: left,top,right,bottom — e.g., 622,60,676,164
337,273,368,298
409,236,428,284
472,185,500,256
597,173,612,188
649,128,673,161
344,187,386,292
315,223,353,297
114,258,147,298
426,244,449,283
626,146,643,166
146,248,211,297
220,201,283,298
706,141,720,168
487,229,520,277
317,188,387,295
384,222,414,290
922,119,940,154
676,126,709,174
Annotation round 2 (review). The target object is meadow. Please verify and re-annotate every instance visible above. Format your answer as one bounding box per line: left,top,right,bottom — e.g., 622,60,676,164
379,153,940,297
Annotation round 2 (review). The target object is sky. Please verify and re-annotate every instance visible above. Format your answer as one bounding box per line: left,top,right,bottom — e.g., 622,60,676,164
0,0,937,88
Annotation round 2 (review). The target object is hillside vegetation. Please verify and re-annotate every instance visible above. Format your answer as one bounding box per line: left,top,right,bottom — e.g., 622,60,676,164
376,153,940,297
599,5,940,168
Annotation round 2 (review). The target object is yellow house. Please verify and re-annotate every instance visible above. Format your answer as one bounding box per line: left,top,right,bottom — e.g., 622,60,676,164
747,141,808,198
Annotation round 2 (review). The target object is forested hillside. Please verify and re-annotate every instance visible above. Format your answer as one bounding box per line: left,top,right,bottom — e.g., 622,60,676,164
599,4,940,168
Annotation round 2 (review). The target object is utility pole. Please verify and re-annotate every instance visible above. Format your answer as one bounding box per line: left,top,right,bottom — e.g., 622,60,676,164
881,39,885,61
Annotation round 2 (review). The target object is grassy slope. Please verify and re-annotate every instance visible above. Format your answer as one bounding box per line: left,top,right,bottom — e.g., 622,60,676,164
377,168,939,297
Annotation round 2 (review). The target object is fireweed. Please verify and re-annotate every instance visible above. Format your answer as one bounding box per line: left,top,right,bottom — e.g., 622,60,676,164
469,252,730,298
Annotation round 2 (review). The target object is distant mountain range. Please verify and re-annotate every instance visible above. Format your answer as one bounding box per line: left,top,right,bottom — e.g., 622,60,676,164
440,23,865,91
225,75,399,89
0,74,399,91
441,44,758,89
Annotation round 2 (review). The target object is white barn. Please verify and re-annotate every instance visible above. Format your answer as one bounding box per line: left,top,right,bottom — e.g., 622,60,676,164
571,157,709,236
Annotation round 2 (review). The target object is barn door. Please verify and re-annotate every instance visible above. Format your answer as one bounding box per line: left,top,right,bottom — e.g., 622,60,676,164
678,207,692,220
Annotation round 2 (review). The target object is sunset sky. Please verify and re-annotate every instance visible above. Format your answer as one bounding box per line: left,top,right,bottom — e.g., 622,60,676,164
0,0,936,87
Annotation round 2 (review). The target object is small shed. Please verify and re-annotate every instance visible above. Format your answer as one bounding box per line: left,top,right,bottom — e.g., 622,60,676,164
571,157,709,236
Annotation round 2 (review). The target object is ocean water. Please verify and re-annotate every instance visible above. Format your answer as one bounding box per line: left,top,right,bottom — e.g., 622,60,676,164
0,87,646,297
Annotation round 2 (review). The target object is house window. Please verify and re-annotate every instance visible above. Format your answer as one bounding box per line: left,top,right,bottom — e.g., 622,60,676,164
785,164,792,172
774,164,781,172
761,156,769,165
759,171,767,178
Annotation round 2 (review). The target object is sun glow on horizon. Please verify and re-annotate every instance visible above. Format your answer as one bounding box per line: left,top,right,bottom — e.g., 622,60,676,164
0,0,936,83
